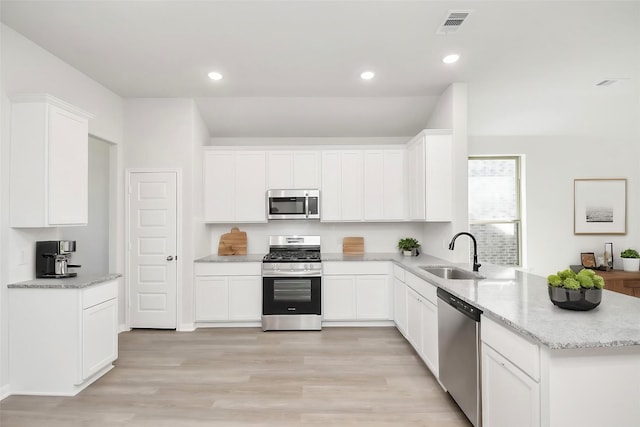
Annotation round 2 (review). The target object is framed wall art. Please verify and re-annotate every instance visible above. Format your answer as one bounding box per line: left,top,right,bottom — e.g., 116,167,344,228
574,178,626,235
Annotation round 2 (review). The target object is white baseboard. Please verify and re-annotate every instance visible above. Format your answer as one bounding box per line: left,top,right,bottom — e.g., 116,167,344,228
178,323,196,332
0,384,10,400
194,321,261,329
119,323,196,332
322,320,396,327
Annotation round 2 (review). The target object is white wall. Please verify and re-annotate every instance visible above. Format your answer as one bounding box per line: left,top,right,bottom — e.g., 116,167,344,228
123,98,207,330
469,135,640,276
190,103,210,329
60,137,111,275
1,25,122,144
422,83,470,264
0,24,124,397
467,49,640,276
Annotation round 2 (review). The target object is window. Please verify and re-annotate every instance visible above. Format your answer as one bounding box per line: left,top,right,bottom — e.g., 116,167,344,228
468,156,522,266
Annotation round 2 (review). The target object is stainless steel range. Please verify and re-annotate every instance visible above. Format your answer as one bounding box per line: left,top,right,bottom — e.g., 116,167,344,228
262,235,322,331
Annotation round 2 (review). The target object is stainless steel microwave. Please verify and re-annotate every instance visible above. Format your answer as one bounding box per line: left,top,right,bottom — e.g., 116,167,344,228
267,189,320,220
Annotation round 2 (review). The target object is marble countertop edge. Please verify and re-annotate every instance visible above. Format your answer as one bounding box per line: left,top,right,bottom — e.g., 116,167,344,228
8,274,122,289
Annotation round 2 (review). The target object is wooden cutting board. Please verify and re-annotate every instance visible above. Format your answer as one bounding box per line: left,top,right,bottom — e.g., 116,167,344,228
218,227,247,256
343,237,364,255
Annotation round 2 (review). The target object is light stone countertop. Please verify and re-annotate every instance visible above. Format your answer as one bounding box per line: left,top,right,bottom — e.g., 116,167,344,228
197,251,640,350
325,252,640,350
195,254,265,263
8,274,122,289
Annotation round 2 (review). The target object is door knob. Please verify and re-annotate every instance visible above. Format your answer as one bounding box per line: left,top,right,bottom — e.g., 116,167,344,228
166,255,174,261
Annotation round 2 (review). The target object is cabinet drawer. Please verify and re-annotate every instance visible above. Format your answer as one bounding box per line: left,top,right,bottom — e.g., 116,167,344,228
392,264,405,282
195,262,261,276
82,280,117,309
481,315,540,381
405,271,437,305
323,261,389,275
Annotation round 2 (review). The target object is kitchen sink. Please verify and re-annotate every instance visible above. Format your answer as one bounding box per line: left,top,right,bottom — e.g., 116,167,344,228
420,266,484,280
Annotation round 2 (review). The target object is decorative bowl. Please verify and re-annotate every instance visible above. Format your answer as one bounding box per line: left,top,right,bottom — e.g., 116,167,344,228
548,285,602,311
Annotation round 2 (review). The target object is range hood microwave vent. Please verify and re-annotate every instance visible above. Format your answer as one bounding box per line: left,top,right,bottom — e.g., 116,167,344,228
437,10,472,34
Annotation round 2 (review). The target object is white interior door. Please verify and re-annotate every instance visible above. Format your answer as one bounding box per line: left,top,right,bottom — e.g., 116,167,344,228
128,171,178,329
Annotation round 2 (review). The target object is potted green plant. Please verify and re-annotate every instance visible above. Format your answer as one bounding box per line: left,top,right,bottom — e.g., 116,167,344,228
398,237,420,256
547,268,604,311
620,248,640,272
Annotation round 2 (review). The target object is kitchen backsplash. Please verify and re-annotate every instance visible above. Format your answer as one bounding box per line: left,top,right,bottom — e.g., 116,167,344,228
207,222,426,254
8,227,60,282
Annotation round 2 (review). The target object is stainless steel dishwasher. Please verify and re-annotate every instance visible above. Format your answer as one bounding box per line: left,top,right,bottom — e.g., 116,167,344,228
437,288,482,427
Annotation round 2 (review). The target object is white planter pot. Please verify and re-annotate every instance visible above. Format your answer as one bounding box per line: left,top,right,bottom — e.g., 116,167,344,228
621,258,640,272
403,250,413,256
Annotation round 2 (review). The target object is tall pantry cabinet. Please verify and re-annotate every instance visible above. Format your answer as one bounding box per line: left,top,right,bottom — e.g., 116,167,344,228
9,94,93,227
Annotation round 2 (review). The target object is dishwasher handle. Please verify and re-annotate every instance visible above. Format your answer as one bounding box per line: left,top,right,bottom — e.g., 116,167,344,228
437,288,482,322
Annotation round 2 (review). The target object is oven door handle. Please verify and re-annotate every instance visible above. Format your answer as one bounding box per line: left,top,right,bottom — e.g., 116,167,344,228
262,271,322,278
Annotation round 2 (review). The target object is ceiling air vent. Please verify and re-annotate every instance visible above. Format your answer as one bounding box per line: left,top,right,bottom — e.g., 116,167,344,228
437,10,472,35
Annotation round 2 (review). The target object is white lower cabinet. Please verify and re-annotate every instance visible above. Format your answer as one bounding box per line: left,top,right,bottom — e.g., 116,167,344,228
482,344,540,427
406,287,422,348
356,275,391,319
228,276,263,321
406,286,439,376
323,276,356,320
481,315,540,427
322,262,391,322
323,275,391,321
419,295,438,376
402,269,439,377
8,280,118,396
195,277,229,321
194,262,262,323
82,297,118,380
393,276,407,335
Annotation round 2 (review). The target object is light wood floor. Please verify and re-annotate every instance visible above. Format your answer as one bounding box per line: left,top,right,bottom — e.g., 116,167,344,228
1,327,471,427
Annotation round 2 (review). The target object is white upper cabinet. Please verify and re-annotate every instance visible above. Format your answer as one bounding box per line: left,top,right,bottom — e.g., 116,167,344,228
10,94,93,227
321,151,363,221
406,130,453,222
267,151,320,189
203,150,267,223
364,149,405,221
203,131,453,224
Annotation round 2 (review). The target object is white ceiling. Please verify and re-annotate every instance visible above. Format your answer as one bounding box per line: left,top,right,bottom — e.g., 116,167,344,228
1,0,639,138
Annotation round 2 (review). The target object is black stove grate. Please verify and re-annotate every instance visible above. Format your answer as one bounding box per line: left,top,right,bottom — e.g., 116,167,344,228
263,250,321,262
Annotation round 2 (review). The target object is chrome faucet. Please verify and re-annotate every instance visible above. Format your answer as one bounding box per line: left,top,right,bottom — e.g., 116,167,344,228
449,232,481,272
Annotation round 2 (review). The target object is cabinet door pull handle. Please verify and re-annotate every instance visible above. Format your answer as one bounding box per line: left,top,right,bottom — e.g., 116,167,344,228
166,256,174,261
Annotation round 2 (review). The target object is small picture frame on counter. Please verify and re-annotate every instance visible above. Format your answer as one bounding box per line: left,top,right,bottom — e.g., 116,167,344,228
580,252,597,269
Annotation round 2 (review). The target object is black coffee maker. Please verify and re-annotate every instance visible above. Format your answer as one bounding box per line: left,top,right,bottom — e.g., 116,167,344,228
36,240,81,278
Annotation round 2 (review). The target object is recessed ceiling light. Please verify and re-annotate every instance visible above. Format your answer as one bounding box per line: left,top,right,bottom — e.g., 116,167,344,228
208,71,223,81
360,71,375,80
442,54,460,64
